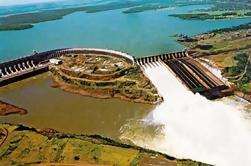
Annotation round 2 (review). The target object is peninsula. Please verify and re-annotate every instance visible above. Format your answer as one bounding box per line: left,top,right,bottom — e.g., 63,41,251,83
50,49,162,104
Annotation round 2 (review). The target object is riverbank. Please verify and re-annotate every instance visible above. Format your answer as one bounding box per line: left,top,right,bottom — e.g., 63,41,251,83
0,101,27,116
50,53,162,105
170,11,251,20
169,0,251,21
0,123,210,166
0,1,144,31
178,22,251,101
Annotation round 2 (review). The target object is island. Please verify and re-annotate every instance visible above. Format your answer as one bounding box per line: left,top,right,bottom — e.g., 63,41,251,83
122,4,171,14
179,22,251,102
50,49,162,104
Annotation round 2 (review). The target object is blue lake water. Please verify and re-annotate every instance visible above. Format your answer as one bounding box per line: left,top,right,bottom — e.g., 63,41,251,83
0,4,251,62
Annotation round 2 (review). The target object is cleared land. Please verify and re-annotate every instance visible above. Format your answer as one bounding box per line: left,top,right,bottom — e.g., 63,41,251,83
50,53,162,104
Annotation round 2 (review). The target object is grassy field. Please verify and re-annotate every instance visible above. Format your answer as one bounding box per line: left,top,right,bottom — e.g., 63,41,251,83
0,123,210,166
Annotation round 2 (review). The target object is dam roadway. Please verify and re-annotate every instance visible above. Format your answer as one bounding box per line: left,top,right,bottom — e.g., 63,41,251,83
0,48,233,99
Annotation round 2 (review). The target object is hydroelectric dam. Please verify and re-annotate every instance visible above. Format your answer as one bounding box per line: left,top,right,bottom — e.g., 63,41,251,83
0,48,233,99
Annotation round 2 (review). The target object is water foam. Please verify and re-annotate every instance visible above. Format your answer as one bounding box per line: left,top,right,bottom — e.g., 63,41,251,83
120,61,251,166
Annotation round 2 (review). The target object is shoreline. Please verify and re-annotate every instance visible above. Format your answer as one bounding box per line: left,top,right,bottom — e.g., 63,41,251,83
52,76,163,105
0,100,27,116
49,51,163,105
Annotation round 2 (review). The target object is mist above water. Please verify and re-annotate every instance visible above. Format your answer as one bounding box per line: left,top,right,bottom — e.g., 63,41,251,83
120,62,251,166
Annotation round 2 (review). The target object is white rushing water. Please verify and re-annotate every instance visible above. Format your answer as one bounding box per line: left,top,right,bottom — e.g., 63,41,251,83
120,62,251,166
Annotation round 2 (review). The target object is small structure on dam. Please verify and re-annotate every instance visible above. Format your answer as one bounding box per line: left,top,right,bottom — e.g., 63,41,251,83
0,48,233,99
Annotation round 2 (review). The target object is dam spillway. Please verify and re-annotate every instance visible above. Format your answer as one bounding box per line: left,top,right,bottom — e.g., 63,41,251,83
121,61,251,166
134,51,233,99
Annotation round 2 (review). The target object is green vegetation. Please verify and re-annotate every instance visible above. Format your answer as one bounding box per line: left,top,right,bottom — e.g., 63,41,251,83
169,11,251,20
226,53,251,93
0,8,82,31
199,0,251,11
179,22,251,57
245,12,251,16
0,123,210,166
169,0,251,20
0,1,143,31
0,24,33,31
123,4,170,14
2,0,251,31
170,13,215,20
50,54,162,104
210,22,251,33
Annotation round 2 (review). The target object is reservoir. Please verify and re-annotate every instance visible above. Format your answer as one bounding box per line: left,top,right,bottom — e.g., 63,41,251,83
1,5,251,61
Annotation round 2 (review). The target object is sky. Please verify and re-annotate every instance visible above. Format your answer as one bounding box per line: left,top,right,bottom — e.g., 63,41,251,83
0,0,63,6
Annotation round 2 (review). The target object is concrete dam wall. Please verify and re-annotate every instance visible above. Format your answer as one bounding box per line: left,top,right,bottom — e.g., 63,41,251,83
0,48,133,87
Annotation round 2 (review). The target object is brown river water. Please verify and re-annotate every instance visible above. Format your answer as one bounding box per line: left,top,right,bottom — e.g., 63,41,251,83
0,73,154,140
